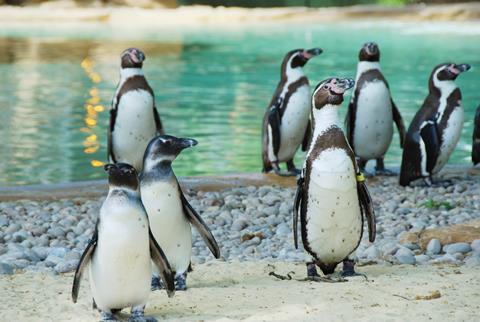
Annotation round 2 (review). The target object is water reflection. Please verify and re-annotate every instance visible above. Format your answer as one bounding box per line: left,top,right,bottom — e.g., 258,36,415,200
0,24,479,186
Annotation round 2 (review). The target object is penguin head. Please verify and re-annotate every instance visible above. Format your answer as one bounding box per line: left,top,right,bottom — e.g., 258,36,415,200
282,47,323,75
431,63,471,83
312,77,355,109
359,42,380,62
143,135,198,171
104,163,139,190
121,48,146,68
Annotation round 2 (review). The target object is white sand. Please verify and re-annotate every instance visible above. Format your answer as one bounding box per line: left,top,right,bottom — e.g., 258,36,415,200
1,261,479,321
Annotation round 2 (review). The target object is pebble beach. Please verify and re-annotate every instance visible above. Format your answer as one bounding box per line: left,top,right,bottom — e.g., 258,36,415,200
1,172,479,276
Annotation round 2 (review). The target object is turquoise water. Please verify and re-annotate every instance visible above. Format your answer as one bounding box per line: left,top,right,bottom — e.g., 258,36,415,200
0,22,479,186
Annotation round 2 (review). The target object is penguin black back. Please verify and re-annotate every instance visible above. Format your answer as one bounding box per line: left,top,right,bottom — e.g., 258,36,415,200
473,105,480,165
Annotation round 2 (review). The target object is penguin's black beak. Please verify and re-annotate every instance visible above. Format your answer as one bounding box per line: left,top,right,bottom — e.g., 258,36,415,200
136,51,145,63
454,63,471,73
335,78,355,93
302,47,323,59
176,138,198,151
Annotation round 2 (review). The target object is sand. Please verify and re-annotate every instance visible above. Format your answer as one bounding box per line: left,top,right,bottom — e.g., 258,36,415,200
1,261,479,322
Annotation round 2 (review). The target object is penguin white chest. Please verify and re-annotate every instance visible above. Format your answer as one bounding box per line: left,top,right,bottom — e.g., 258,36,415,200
112,90,157,171
433,105,464,174
305,149,362,263
353,81,393,159
141,181,192,275
276,85,311,161
89,200,151,311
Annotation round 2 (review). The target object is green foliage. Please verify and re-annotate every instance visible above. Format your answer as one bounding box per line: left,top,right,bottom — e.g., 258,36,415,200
420,199,454,210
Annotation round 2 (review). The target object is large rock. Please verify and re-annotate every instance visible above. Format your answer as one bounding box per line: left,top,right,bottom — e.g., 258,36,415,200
399,220,480,249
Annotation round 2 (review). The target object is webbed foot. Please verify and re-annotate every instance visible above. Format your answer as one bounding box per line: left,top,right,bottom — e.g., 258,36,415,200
151,276,164,291
175,273,187,291
375,167,397,176
129,306,157,322
100,311,119,322
341,259,368,280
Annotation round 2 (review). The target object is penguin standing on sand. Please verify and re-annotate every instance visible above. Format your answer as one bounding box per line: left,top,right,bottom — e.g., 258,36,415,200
72,163,174,322
262,47,323,176
140,135,220,290
472,105,480,165
346,42,406,175
293,78,375,280
399,63,471,186
109,48,164,171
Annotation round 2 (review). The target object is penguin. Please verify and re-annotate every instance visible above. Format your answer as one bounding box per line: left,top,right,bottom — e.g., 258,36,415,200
140,135,220,291
72,163,175,322
346,42,406,175
293,77,376,280
472,105,480,166
262,47,323,176
399,63,471,186
108,48,164,172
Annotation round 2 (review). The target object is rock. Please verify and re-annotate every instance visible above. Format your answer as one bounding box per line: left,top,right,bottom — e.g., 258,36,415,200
399,220,480,249
471,239,480,253
426,239,442,255
49,247,68,258
232,219,248,231
430,254,459,264
54,260,78,273
415,254,430,264
44,255,63,267
464,254,480,266
275,223,290,236
444,242,471,254
364,245,380,260
395,247,416,265
380,242,399,256
0,216,9,227
32,247,49,261
0,262,14,274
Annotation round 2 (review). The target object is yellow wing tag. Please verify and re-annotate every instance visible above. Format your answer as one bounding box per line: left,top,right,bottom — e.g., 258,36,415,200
356,173,365,183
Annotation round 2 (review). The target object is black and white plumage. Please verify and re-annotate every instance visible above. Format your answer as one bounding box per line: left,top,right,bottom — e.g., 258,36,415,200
345,42,406,175
293,78,375,278
262,47,323,176
399,63,471,186
140,135,220,291
72,163,174,322
108,48,164,172
472,105,480,166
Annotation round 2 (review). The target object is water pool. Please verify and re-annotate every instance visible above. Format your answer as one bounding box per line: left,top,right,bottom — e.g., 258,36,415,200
0,21,479,186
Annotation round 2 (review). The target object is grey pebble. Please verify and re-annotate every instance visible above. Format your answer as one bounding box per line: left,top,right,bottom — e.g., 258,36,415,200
0,262,14,275
444,242,471,254
426,239,442,255
471,239,480,253
395,247,416,265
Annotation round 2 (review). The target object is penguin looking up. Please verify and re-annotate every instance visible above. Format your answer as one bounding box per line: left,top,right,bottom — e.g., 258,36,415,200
140,135,220,291
262,47,323,176
399,63,471,186
294,77,376,281
72,163,175,322
108,48,165,172
346,42,406,175
472,105,480,166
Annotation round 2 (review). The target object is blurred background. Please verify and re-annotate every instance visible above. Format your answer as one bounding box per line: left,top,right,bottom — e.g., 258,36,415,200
0,0,479,186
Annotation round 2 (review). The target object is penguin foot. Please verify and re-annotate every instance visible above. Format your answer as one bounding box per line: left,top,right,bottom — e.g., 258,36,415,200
129,306,157,322
341,260,369,280
99,311,119,322
175,274,187,291
273,169,297,177
151,276,164,291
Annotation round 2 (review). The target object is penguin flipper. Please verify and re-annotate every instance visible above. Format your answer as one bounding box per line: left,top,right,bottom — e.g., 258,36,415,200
267,98,283,157
153,105,165,135
391,99,406,148
179,185,220,259
293,176,304,249
356,175,376,243
149,228,175,298
72,226,98,303
108,108,117,163
420,121,440,173
301,119,312,152
345,97,356,148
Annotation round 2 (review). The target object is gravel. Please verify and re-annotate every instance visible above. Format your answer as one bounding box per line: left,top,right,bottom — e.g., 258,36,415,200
0,175,479,275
